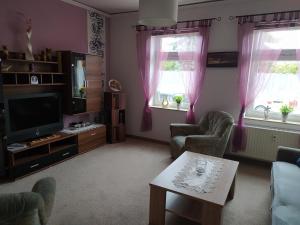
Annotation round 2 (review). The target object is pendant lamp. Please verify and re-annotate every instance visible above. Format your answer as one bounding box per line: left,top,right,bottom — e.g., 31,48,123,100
138,0,178,27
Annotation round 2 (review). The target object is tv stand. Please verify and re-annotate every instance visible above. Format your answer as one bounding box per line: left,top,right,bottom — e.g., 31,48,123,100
8,132,78,179
29,134,62,146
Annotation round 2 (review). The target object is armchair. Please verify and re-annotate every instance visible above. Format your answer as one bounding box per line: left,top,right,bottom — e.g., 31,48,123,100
0,177,56,225
170,111,234,159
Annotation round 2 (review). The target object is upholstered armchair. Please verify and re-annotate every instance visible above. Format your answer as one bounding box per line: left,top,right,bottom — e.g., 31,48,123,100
0,177,56,225
170,111,234,159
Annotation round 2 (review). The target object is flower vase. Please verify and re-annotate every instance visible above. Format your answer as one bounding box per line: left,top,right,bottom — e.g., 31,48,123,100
162,96,169,108
25,30,34,60
282,114,288,123
177,103,181,110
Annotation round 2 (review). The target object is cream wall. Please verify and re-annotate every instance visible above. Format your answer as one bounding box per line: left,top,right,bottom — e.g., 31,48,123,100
109,0,300,142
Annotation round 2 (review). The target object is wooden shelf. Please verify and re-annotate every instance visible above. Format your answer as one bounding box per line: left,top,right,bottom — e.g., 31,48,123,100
3,83,65,87
51,144,77,154
5,58,58,64
14,152,49,166
166,192,203,224
166,212,200,225
1,72,63,75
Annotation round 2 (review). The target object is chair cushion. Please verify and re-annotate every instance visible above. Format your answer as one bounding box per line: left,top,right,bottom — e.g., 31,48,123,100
170,136,187,158
272,162,300,209
272,205,300,225
296,157,300,167
171,136,186,149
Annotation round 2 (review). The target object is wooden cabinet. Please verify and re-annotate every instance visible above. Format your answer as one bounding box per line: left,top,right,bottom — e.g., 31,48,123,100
58,52,103,115
104,92,126,143
78,126,106,153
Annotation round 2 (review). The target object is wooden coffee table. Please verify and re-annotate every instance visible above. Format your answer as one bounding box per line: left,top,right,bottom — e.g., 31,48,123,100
149,151,239,225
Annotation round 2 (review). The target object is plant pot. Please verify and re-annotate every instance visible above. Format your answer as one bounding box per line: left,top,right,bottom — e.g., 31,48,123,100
282,114,288,122
177,103,181,110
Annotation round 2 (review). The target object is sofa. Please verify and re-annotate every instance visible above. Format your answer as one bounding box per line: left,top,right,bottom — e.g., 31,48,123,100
272,146,300,225
0,177,56,225
170,111,234,159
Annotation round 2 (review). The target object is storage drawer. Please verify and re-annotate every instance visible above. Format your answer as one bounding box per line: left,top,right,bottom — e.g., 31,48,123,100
78,126,106,153
10,155,51,178
50,145,78,163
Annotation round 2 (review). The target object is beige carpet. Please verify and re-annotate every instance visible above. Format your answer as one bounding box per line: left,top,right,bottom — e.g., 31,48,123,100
0,138,271,225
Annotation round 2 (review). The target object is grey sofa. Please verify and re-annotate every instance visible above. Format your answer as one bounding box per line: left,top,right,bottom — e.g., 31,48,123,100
0,177,56,225
272,146,300,225
170,111,234,159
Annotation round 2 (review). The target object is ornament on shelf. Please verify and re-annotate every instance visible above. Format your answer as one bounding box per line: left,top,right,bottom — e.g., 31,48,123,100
2,45,9,59
46,48,52,61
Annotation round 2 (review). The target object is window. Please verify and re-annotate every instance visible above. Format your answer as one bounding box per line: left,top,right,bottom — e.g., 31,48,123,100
245,27,300,122
149,33,198,110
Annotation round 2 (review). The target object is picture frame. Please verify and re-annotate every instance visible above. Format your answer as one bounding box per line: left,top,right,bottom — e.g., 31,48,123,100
206,52,239,68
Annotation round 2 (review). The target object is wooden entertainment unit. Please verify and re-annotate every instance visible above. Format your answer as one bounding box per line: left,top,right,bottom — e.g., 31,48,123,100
8,133,78,178
0,50,107,180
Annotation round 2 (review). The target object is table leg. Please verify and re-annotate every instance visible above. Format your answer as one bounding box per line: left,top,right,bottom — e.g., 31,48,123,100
149,185,166,225
202,204,222,225
227,174,236,201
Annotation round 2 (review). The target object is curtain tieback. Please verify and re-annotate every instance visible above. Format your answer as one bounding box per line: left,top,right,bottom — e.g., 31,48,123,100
189,104,194,111
238,105,246,125
144,99,149,107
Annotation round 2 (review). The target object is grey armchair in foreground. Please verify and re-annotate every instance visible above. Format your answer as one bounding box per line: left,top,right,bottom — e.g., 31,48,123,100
271,146,300,225
0,177,56,225
170,111,234,159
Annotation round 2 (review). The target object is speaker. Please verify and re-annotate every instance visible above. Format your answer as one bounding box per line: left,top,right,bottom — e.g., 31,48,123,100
0,58,6,177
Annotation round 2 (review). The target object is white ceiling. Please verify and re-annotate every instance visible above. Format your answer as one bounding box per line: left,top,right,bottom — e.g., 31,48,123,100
74,0,225,14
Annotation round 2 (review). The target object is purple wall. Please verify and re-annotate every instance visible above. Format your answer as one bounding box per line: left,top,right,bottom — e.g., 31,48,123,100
0,0,88,53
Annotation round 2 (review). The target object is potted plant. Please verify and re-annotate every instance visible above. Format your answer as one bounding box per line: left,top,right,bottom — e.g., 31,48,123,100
79,85,85,98
280,104,293,122
173,95,184,110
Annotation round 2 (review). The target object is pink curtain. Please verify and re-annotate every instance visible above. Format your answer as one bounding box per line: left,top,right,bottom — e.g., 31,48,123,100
233,23,282,151
136,30,167,131
179,27,210,124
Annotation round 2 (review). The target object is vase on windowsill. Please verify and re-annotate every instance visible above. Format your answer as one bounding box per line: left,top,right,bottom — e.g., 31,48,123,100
281,114,288,123
177,103,181,110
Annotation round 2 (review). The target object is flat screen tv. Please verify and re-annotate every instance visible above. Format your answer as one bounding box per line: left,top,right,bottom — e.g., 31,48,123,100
4,93,63,144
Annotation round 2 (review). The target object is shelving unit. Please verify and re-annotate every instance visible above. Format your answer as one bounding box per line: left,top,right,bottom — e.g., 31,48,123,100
0,51,64,87
104,92,126,143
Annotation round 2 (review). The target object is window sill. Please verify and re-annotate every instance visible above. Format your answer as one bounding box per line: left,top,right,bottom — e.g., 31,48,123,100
150,105,188,112
244,116,300,132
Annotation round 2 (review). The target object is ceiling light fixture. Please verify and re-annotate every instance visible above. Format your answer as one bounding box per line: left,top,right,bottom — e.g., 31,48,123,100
138,0,178,27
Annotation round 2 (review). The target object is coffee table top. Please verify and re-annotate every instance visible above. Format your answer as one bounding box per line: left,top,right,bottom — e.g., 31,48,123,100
150,151,239,206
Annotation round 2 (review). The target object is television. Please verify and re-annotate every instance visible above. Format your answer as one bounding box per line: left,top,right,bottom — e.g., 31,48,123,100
4,93,63,144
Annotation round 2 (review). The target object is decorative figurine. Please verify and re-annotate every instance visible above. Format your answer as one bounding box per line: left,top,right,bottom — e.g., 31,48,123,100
41,50,46,61
2,45,9,59
46,48,52,61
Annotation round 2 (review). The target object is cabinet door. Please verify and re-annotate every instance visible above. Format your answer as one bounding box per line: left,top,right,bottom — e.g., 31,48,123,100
86,55,101,80
85,55,102,112
86,80,101,112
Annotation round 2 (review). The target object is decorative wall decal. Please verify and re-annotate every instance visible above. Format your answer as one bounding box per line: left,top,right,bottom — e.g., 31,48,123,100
87,10,106,90
87,11,105,57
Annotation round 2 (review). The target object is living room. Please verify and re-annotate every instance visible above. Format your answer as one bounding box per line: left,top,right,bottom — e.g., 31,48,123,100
0,0,300,225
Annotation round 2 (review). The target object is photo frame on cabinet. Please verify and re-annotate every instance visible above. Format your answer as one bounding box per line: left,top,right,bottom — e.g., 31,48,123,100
207,52,238,68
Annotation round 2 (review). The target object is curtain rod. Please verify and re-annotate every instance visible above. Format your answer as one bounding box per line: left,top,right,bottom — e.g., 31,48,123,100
229,10,300,20
133,17,221,28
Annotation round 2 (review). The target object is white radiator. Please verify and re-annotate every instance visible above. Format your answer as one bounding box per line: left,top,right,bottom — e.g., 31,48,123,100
228,126,300,162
